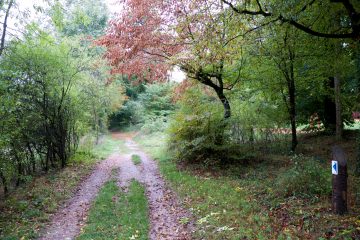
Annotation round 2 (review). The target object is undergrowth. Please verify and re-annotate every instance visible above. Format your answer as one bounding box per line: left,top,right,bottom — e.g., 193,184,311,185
136,131,360,239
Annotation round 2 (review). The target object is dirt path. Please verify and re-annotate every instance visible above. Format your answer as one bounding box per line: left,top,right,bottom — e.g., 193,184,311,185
39,153,123,240
39,133,192,240
119,138,193,240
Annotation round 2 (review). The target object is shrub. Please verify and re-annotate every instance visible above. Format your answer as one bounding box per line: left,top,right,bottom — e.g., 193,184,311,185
274,155,331,198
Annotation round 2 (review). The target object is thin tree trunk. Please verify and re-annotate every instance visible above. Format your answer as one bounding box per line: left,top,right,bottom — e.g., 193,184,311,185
0,171,8,195
334,76,342,140
289,81,297,152
287,49,297,152
0,0,14,56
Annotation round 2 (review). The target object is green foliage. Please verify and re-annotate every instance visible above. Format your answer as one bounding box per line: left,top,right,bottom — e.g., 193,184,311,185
168,85,291,164
168,87,227,164
111,82,175,133
274,155,331,198
59,0,109,37
0,28,124,193
78,180,149,240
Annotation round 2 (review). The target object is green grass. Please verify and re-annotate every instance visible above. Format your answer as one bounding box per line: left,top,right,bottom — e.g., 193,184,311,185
77,180,149,240
92,136,126,159
131,154,142,165
70,135,126,165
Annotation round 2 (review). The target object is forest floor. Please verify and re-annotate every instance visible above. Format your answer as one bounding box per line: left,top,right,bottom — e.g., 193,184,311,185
38,132,192,240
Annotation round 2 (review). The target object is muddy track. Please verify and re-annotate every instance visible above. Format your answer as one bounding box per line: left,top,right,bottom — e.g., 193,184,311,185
38,133,192,240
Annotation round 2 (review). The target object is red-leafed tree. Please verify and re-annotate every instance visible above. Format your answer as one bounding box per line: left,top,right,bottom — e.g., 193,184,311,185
97,0,246,119
97,0,181,82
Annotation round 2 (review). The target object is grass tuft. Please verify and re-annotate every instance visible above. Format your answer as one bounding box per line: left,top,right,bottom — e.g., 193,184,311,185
131,154,142,165
77,180,149,240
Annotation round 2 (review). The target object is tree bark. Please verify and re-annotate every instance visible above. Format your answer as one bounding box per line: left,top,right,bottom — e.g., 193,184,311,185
288,63,297,152
0,171,8,195
215,88,231,119
355,132,360,176
0,0,14,56
334,76,343,140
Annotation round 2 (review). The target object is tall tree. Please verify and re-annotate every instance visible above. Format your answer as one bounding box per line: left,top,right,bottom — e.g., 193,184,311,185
98,0,246,119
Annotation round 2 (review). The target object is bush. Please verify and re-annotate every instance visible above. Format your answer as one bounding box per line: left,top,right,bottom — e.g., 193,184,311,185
274,155,331,198
168,87,237,165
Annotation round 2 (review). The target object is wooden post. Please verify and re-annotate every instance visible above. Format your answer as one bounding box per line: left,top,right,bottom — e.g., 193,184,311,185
332,145,347,214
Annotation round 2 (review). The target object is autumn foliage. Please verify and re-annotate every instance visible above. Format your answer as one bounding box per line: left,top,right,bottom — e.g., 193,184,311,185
97,0,184,82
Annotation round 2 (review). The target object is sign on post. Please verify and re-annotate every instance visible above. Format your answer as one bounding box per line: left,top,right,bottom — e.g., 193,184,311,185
332,160,338,175
331,145,347,215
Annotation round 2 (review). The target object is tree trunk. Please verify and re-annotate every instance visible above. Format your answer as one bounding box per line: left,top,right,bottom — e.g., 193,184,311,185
0,0,14,56
215,89,231,119
288,58,297,152
355,132,360,176
0,171,8,195
323,77,336,133
334,76,342,140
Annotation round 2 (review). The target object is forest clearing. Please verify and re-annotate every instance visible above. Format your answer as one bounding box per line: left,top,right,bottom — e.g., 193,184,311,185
0,0,359,239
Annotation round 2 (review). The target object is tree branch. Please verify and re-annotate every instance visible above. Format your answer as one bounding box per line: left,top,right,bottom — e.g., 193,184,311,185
222,0,359,39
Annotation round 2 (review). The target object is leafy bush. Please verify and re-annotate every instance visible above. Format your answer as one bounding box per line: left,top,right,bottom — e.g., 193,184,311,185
274,155,331,198
168,87,236,165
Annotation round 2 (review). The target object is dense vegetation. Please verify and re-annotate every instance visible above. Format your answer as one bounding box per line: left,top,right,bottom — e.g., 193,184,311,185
0,0,124,195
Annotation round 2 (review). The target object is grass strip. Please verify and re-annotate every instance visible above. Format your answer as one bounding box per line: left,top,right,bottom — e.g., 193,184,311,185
77,180,149,240
131,154,142,165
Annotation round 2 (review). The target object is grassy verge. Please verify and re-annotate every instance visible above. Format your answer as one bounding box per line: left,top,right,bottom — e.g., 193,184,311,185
131,154,142,165
77,180,149,240
0,134,123,240
0,164,93,240
135,132,360,239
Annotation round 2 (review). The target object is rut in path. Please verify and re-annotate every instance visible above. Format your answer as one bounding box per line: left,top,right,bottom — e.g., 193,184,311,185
39,133,192,240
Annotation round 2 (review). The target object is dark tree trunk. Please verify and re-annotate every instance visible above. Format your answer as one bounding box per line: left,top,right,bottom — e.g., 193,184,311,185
289,83,297,152
334,76,343,140
323,77,336,133
0,171,8,195
215,88,231,119
355,133,360,176
288,52,297,152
